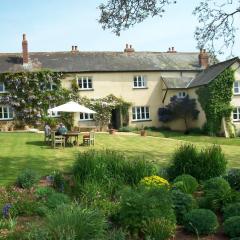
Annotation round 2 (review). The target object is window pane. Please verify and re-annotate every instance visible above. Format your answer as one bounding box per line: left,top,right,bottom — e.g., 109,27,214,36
133,77,137,87
88,79,92,89
80,113,83,119
78,79,82,88
3,107,8,118
141,107,145,119
138,77,142,87
234,87,239,93
83,79,87,88
90,114,93,119
137,107,141,119
0,107,2,118
0,83,4,92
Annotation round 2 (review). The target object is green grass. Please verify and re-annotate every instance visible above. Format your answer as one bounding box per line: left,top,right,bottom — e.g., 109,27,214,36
0,132,240,186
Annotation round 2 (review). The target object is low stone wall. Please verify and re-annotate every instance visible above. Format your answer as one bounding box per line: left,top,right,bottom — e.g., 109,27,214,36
0,121,15,131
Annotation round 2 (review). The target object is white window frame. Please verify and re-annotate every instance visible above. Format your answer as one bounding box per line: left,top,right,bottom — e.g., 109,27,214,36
48,105,61,118
0,82,7,93
233,107,240,121
177,91,187,99
80,113,94,121
233,81,240,95
133,75,147,88
77,76,93,90
0,106,13,120
132,106,150,121
40,82,57,91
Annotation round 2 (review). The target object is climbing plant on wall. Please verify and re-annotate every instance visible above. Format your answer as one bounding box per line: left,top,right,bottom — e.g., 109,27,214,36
78,94,131,130
0,70,72,126
196,68,235,136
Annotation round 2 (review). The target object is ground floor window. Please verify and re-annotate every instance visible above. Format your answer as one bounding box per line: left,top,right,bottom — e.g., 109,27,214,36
0,106,13,120
80,113,94,121
132,106,150,121
177,91,186,98
48,105,61,117
233,107,240,121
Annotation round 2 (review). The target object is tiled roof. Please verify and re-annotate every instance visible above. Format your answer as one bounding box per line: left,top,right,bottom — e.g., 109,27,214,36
188,57,239,88
0,51,204,73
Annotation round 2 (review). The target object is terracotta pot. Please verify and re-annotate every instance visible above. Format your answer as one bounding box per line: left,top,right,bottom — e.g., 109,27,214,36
140,130,146,136
109,129,116,135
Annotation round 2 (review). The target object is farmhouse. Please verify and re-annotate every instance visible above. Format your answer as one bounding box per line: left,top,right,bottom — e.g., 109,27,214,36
0,34,239,133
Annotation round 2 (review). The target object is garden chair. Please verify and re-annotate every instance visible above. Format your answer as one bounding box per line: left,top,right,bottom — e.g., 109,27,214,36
83,131,95,146
51,131,65,148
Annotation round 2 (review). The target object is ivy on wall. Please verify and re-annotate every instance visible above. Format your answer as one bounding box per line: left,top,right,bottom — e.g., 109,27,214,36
196,68,235,135
0,70,72,126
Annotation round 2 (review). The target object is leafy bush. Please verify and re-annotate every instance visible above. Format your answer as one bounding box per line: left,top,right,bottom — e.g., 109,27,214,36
45,192,71,209
16,169,39,189
72,150,156,186
173,174,198,194
107,228,127,240
202,177,231,211
34,187,55,200
140,176,169,188
225,168,240,191
168,144,227,181
145,218,176,240
168,144,199,180
46,204,107,240
171,190,197,224
224,216,240,238
184,209,219,235
52,171,66,192
223,203,240,220
117,186,176,239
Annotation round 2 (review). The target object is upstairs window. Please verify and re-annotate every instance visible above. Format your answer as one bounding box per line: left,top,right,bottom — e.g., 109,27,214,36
133,76,146,88
40,82,57,91
233,107,240,121
0,82,7,93
132,106,150,121
0,106,13,120
234,81,240,94
78,77,93,90
177,92,186,98
80,113,94,121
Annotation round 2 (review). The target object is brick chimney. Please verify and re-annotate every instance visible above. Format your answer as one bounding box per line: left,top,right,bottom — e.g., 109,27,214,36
22,34,29,65
124,43,135,53
167,46,177,53
199,49,209,68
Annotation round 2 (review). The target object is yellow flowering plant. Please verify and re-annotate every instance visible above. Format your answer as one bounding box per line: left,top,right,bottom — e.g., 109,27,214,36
140,176,169,188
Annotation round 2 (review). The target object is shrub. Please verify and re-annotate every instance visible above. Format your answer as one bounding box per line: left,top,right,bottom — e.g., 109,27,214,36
225,168,240,191
184,209,219,235
168,144,227,181
34,187,55,200
173,174,198,194
223,203,240,220
224,216,240,238
107,228,127,240
145,218,176,240
168,144,199,180
202,177,231,211
198,145,227,180
171,190,197,224
45,192,71,209
72,150,156,186
46,204,107,239
52,171,66,192
117,186,176,238
16,169,39,189
140,176,169,188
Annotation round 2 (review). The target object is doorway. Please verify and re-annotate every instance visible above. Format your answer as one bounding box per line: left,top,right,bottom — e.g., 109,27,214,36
111,108,121,129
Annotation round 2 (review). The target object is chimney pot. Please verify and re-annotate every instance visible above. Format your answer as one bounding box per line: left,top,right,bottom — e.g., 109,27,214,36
72,46,74,51
75,46,78,51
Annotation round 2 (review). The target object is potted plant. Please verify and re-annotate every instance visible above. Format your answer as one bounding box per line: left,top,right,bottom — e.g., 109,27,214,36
140,126,147,136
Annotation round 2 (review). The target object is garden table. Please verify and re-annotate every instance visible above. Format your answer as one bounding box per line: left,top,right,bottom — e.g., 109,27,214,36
63,132,80,146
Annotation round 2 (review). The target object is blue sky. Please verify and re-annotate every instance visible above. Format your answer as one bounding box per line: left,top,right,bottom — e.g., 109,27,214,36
0,0,238,59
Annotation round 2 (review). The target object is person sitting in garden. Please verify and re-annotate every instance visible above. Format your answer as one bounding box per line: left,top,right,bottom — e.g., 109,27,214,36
56,123,68,135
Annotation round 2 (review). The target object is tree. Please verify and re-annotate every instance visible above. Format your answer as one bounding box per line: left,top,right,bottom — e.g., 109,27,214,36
98,0,240,56
158,95,199,131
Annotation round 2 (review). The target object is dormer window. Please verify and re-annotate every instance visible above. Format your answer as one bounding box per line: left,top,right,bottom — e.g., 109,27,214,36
234,81,240,95
77,77,93,90
177,92,186,99
133,75,146,88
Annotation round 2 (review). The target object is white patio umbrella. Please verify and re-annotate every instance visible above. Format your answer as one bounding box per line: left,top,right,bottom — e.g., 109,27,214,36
48,101,96,114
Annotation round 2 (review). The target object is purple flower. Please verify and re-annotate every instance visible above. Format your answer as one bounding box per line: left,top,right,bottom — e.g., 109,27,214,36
2,203,12,218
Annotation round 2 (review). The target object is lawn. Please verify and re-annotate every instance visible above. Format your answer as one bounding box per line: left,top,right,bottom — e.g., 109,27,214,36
0,132,240,185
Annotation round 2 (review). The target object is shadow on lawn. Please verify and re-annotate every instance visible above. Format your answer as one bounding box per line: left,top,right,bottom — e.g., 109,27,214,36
25,141,51,148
